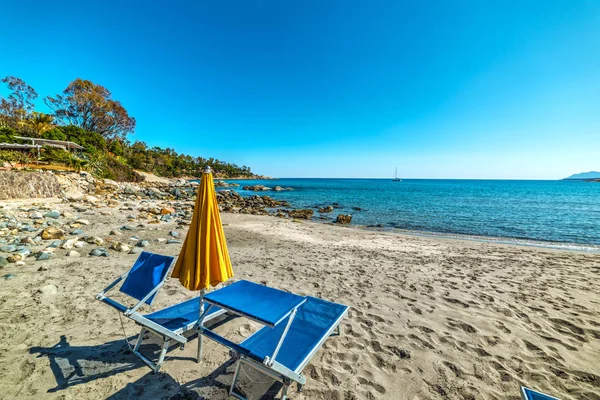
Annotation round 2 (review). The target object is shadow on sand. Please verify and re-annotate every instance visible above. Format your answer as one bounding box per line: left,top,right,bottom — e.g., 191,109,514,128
30,315,283,399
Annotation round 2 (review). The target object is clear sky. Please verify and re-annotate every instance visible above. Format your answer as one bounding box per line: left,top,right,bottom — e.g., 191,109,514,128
1,1,599,179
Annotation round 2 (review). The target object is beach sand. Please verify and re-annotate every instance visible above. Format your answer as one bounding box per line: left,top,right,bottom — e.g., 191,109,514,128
0,200,598,399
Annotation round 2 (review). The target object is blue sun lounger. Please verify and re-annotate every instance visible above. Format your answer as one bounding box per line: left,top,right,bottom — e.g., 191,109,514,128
521,387,561,400
198,280,348,399
95,251,226,372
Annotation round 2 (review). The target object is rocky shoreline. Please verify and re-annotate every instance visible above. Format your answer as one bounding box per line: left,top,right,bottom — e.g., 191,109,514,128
0,171,355,270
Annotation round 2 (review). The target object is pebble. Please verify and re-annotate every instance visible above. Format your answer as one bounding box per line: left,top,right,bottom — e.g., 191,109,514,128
20,237,34,245
7,255,22,262
0,256,8,268
121,225,135,231
167,240,182,244
36,251,54,261
66,250,80,257
45,210,61,219
70,229,85,235
89,248,109,257
136,240,150,247
29,212,43,219
110,242,131,252
61,239,77,249
3,273,16,280
40,284,58,296
15,261,25,266
129,247,143,254
77,219,90,226
47,240,62,248
86,236,104,245
0,245,17,253
109,230,122,236
157,238,167,243
169,231,180,238
41,227,66,240
37,266,49,271
74,241,87,248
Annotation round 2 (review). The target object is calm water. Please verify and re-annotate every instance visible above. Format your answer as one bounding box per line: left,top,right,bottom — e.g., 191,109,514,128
221,179,600,250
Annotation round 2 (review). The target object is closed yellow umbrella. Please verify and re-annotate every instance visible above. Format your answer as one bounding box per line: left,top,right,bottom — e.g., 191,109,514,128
172,166,233,290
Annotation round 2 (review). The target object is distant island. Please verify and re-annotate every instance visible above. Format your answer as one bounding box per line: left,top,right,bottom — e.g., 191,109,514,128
563,171,600,181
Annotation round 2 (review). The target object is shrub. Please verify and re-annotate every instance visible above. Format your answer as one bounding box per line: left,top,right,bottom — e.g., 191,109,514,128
42,128,67,141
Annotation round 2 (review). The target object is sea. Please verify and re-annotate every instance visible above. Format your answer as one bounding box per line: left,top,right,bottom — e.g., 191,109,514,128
219,179,600,252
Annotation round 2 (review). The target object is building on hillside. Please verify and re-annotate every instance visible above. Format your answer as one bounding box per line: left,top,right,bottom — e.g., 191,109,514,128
14,136,85,152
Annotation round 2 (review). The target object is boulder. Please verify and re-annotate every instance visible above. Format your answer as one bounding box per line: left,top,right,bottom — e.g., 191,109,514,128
44,210,61,219
287,209,314,220
336,214,352,224
41,227,66,240
64,190,85,202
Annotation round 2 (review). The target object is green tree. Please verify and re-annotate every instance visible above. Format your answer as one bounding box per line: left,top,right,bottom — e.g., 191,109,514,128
45,78,136,139
0,127,17,143
42,128,67,141
25,112,55,137
0,76,38,128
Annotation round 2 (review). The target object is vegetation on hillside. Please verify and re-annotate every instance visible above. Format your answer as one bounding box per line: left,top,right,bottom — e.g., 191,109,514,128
0,76,254,180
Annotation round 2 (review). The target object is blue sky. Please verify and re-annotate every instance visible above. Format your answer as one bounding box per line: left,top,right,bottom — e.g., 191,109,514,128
1,1,599,179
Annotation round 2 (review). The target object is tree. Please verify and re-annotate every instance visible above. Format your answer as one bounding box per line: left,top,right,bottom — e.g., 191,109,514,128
0,127,17,143
45,78,136,140
0,76,38,128
25,112,55,137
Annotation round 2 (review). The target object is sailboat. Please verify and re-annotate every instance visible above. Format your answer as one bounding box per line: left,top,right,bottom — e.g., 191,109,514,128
393,167,402,182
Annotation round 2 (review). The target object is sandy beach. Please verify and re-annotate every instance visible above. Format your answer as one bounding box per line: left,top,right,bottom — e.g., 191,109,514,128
0,198,599,400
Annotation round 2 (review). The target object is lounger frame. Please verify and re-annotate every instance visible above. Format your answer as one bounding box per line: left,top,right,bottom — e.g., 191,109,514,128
96,256,227,373
227,307,347,400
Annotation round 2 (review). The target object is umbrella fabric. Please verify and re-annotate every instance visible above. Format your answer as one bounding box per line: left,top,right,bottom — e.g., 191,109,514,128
171,171,233,290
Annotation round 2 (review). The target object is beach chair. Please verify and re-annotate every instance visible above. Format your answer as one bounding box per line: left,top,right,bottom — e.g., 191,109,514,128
197,280,348,399
520,387,561,400
95,251,226,372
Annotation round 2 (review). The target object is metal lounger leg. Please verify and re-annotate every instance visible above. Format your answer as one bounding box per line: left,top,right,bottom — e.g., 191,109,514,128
229,359,243,398
281,383,289,400
155,338,171,373
134,328,148,353
197,334,203,363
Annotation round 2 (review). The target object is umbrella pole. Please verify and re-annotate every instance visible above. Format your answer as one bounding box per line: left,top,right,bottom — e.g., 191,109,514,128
197,288,206,363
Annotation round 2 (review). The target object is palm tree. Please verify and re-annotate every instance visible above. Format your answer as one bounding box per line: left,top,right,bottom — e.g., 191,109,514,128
26,112,54,137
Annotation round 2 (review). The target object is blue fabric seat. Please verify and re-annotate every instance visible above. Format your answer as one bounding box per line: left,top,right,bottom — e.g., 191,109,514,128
97,252,230,373
521,387,560,400
119,252,174,305
240,296,348,373
204,280,306,327
146,298,222,332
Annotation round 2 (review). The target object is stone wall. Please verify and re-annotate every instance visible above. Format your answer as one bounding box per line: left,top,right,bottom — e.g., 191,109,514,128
0,171,62,200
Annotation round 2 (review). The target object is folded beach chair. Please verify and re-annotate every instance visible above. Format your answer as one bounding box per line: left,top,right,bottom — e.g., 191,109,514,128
95,251,226,372
520,387,560,400
198,281,348,399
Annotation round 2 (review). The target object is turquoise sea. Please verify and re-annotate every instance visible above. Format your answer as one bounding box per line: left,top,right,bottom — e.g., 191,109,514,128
221,179,600,251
